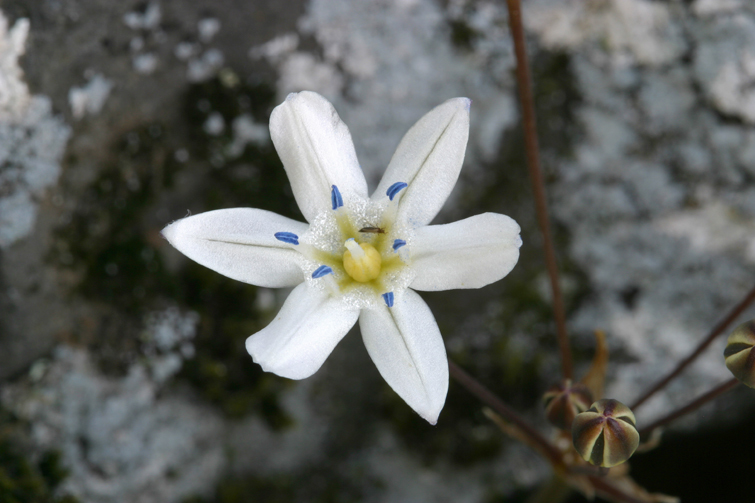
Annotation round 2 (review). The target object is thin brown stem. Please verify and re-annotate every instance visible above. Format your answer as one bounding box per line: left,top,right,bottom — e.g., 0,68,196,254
631,284,755,410
451,359,661,503
505,0,573,380
588,476,649,503
448,359,564,467
638,378,740,438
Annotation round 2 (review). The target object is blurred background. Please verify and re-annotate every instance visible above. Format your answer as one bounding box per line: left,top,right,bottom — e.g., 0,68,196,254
1,0,755,502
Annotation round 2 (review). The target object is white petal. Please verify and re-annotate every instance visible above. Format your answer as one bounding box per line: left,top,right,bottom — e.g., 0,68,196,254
270,91,368,223
246,282,359,379
162,208,308,288
374,98,470,227
410,213,521,291
359,289,448,424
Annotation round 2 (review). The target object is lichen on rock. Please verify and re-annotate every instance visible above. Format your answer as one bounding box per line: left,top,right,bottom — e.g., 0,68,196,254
0,12,70,249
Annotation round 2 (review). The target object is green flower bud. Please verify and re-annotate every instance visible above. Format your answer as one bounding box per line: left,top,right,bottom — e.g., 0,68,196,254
724,320,755,388
543,379,593,431
572,399,639,468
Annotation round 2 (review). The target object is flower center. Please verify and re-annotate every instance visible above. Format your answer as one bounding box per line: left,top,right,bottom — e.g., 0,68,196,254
342,238,381,282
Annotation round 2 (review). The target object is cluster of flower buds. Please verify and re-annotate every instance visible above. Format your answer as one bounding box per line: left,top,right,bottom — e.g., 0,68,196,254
724,320,755,388
543,379,593,431
571,399,639,468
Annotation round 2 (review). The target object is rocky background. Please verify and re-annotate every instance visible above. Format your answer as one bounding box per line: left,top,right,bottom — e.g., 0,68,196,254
1,0,755,502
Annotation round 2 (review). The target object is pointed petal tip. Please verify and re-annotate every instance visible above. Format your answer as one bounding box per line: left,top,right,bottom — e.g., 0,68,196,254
282,90,328,106
446,97,471,112
461,97,472,110
412,391,446,424
160,220,180,243
270,90,367,222
406,393,445,425
244,283,360,381
422,409,441,425
245,335,306,381
376,96,471,225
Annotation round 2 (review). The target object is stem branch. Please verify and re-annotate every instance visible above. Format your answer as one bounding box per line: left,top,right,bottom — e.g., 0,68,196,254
505,0,573,379
448,359,563,466
450,360,664,503
631,284,755,410
638,378,740,438
588,476,649,503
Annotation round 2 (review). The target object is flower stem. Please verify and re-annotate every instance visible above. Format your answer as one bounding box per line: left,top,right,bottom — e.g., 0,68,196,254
637,378,740,438
450,360,655,503
588,476,649,503
631,284,755,410
448,359,564,467
505,0,573,380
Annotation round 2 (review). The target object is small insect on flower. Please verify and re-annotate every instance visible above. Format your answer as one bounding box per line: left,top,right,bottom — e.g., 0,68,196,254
359,226,386,234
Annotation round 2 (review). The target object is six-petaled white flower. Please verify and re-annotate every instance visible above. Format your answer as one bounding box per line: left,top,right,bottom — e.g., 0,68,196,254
162,91,522,423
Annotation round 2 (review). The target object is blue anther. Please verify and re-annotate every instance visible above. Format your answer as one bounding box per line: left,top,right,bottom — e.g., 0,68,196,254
331,185,343,210
386,182,408,201
312,265,333,279
382,292,394,308
392,239,406,251
274,232,299,245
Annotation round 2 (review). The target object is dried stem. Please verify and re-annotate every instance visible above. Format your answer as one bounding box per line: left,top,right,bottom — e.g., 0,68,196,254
451,359,662,503
588,476,650,503
637,378,740,438
505,0,573,379
448,359,564,467
631,284,755,410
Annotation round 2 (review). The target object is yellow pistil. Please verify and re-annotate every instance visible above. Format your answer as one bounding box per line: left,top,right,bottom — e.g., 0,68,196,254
343,238,381,282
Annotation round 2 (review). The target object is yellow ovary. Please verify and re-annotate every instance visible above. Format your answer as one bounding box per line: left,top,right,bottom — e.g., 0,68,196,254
343,239,382,282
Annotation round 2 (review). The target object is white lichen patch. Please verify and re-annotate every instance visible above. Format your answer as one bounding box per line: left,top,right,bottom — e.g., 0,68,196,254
123,2,161,31
133,52,159,74
224,114,270,158
514,0,755,425
250,0,517,185
197,18,221,43
68,73,113,119
692,0,744,17
187,48,224,82
141,306,200,384
202,111,225,136
525,0,687,67
1,345,225,503
0,11,70,249
695,14,755,124
655,203,755,264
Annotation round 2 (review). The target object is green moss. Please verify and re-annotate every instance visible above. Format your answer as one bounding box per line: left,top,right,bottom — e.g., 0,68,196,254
52,121,184,374
0,409,79,503
176,263,292,426
182,75,301,219
53,74,297,427
184,474,295,503
184,468,376,503
170,77,302,426
380,384,505,466
173,76,302,426
449,19,479,51
56,123,181,313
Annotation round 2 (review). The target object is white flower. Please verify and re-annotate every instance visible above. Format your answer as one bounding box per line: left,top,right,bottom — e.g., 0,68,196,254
162,91,522,424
